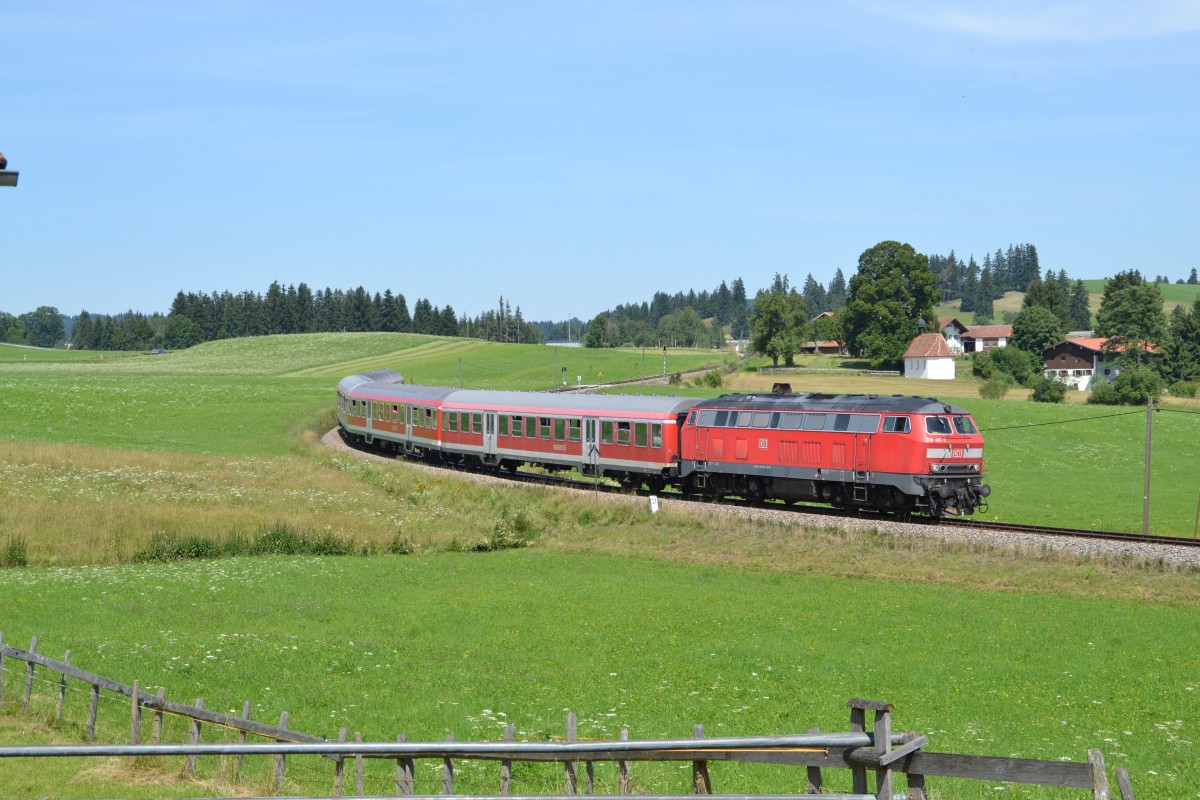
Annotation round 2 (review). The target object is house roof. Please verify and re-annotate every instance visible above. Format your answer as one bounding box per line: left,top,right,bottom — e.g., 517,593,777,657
1057,337,1159,354
938,316,965,331
963,324,1012,338
904,333,956,359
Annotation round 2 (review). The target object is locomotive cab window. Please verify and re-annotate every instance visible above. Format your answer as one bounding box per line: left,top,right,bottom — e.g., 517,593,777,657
925,416,952,435
953,416,977,434
882,416,910,433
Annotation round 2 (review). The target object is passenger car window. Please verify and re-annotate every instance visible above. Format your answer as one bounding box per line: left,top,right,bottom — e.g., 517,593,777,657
634,422,648,447
601,421,614,445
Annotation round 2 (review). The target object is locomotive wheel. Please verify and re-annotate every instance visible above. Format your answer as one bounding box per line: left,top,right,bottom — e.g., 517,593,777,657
744,480,764,506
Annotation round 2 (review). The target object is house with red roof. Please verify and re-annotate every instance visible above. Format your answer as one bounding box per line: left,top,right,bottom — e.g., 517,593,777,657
938,317,967,354
1041,338,1158,390
961,324,1012,352
904,333,957,380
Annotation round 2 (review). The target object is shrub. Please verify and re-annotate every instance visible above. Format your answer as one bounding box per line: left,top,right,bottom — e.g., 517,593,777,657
135,532,220,562
387,535,415,555
1169,380,1199,398
1088,366,1163,406
668,372,683,385
700,370,723,389
978,380,1010,399
1,534,29,568
1088,378,1119,405
1030,377,1067,403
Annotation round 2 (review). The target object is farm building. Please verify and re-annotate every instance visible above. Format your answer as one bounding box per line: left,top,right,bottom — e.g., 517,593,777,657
961,324,1012,352
904,333,956,380
1040,337,1158,390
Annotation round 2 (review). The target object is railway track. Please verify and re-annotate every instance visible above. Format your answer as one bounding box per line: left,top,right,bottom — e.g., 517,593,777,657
336,429,1200,555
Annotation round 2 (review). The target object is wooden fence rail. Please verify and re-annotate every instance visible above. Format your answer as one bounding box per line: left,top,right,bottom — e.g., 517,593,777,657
0,632,1131,800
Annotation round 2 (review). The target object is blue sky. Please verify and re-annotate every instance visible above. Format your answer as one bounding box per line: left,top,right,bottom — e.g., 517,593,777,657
2,1,1198,321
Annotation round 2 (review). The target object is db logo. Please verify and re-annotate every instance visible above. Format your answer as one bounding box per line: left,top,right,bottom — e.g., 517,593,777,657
952,447,964,458
759,438,768,449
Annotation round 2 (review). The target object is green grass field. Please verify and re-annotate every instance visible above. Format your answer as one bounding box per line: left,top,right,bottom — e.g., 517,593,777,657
2,333,1198,798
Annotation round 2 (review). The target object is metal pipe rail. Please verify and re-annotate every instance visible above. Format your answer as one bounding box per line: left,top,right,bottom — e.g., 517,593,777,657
0,732,907,760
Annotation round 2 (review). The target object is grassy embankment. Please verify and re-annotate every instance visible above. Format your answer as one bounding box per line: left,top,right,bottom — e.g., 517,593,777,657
1,334,1198,798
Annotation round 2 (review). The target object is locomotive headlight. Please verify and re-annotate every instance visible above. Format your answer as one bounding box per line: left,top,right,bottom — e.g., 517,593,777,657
931,464,943,473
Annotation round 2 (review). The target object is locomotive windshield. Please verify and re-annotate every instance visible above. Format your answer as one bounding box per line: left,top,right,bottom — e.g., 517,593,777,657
926,415,978,435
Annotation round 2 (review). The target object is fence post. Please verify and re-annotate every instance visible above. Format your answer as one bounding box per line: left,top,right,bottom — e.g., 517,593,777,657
355,731,364,797
848,701,867,794
234,700,251,784
396,732,414,796
273,710,289,795
619,727,630,794
333,727,348,796
130,679,141,770
442,732,455,795
500,722,514,795
87,683,99,741
186,698,204,776
1115,766,1134,800
902,730,926,800
692,723,711,794
22,636,37,713
55,650,70,722
1089,748,1111,800
153,687,166,744
564,712,577,794
875,705,894,800
805,727,823,794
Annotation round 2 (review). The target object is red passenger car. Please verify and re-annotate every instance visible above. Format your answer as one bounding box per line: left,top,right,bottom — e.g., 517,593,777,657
438,390,698,492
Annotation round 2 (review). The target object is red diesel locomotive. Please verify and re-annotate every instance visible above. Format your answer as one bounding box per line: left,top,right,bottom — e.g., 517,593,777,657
336,371,990,517
677,390,989,517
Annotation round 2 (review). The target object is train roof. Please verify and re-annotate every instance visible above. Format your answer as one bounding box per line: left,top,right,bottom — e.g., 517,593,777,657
443,389,701,418
337,369,404,394
694,392,970,415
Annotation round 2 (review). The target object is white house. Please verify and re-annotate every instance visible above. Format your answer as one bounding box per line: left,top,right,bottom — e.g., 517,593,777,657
904,333,957,380
938,317,967,355
961,324,1012,352
1040,337,1158,391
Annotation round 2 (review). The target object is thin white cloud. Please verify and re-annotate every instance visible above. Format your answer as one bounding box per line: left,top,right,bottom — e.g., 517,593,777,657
868,0,1200,42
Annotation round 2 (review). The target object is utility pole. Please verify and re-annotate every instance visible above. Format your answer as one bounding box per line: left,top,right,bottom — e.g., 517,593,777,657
1143,394,1153,535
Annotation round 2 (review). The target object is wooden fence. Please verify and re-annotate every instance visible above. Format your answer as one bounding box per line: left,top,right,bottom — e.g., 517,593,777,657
0,632,1132,799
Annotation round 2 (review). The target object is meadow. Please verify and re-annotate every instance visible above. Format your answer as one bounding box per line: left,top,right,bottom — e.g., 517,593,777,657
2,334,1198,799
